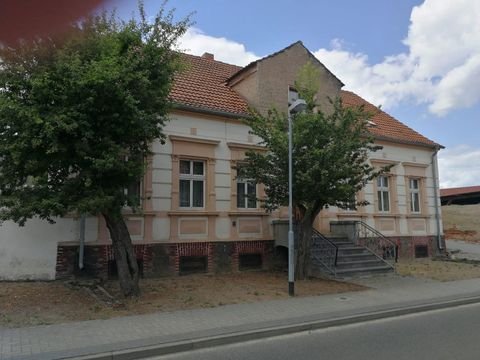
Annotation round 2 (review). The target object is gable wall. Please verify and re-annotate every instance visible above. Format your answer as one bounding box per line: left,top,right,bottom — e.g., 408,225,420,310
232,43,343,115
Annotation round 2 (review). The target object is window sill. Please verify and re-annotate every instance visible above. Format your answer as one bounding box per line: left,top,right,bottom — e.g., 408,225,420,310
337,213,364,218
406,214,430,219
228,210,270,216
168,210,220,216
372,213,401,218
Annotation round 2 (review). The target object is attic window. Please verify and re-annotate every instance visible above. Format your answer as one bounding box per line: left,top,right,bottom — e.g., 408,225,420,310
288,87,299,106
367,120,377,127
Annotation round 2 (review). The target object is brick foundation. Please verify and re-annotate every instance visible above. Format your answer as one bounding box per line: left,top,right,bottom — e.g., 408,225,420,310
55,240,275,280
386,235,446,259
55,245,78,279
232,241,273,271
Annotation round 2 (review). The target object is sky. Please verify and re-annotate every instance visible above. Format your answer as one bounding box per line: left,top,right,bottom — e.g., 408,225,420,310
103,0,479,188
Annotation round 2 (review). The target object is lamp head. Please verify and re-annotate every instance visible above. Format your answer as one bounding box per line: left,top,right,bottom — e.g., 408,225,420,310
288,99,307,114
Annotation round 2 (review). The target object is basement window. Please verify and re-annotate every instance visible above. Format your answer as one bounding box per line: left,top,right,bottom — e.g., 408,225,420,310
179,256,208,275
414,245,429,258
239,253,263,271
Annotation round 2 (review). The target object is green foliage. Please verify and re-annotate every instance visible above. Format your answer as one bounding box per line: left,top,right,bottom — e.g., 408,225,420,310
243,98,387,218
294,60,321,110
0,3,190,224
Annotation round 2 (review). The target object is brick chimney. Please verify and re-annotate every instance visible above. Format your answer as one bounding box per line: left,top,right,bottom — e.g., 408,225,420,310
202,52,214,60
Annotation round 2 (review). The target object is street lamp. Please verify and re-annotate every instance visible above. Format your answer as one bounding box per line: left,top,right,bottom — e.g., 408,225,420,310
288,98,307,296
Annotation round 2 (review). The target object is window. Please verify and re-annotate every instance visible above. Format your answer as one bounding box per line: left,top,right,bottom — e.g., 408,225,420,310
288,87,299,106
236,166,257,209
344,193,357,211
409,178,421,213
179,160,204,208
125,180,142,206
237,180,257,208
377,176,390,212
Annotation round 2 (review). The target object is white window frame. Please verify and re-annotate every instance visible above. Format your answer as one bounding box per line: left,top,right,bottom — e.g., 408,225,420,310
288,87,299,106
124,180,142,206
345,194,357,212
236,179,257,209
123,154,143,207
179,160,205,209
377,176,390,212
409,178,421,213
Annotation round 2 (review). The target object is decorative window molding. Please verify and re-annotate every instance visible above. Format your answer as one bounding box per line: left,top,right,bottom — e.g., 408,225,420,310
169,135,220,146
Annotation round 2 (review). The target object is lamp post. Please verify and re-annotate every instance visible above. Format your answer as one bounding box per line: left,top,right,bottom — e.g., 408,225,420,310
288,98,307,296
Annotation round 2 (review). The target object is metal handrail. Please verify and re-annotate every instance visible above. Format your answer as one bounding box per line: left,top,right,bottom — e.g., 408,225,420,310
311,228,339,275
354,221,398,265
312,228,339,264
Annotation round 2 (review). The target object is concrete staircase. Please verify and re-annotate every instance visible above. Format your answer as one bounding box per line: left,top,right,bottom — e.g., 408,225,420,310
312,235,394,277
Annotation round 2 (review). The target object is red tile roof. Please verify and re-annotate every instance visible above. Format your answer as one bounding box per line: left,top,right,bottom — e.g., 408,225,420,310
440,186,480,197
340,91,439,148
170,53,439,148
170,53,250,116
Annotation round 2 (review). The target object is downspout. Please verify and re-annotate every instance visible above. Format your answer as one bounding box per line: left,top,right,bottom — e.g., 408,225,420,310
78,214,86,270
431,148,443,251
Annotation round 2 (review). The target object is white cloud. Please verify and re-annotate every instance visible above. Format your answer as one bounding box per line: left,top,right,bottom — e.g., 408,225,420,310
179,28,259,66
438,145,480,188
312,0,480,116
313,45,432,108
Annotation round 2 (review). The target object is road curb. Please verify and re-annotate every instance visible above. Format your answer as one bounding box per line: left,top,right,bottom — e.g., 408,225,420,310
70,294,480,360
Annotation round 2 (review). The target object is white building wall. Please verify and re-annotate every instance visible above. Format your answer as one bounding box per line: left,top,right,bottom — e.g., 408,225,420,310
0,109,443,279
0,216,97,280
321,141,441,238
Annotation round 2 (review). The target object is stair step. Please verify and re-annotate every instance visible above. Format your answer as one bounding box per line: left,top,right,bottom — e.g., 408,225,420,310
312,242,353,251
336,253,379,262
335,259,387,270
337,247,371,255
332,241,353,247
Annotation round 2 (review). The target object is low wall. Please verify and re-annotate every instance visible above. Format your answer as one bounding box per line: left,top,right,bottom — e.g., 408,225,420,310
0,218,78,280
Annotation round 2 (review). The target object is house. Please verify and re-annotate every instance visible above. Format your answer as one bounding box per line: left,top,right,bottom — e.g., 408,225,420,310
0,41,445,280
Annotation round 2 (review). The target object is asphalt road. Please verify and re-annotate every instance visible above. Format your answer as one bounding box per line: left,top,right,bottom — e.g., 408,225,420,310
151,302,480,360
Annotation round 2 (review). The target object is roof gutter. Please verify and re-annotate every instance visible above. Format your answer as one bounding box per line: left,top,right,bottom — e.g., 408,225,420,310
431,146,444,252
373,134,444,150
171,103,251,120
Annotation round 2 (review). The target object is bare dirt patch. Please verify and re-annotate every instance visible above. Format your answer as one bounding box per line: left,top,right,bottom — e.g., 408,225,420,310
397,258,480,281
0,272,365,328
442,204,480,242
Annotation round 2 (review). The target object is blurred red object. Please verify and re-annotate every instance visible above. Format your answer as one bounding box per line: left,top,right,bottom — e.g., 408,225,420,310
0,0,113,45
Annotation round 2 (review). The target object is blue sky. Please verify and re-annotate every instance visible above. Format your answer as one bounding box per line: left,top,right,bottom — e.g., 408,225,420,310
104,0,480,188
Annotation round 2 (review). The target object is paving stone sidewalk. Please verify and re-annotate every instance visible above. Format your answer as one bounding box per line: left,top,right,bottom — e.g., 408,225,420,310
2,275,480,360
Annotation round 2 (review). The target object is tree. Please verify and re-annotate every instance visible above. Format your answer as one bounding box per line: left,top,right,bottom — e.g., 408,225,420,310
0,3,190,297
242,66,388,279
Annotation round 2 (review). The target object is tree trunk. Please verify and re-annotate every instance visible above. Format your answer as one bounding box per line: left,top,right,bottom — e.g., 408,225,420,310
295,212,315,280
102,210,140,297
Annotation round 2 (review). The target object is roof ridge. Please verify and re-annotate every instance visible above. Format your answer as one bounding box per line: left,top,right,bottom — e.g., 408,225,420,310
179,52,243,70
226,40,310,83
